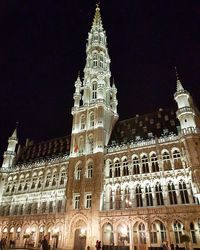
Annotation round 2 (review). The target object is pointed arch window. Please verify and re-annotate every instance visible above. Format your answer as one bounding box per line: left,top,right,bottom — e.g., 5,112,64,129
122,158,129,176
168,182,177,204
114,160,120,177
179,180,189,204
60,171,66,185
88,134,94,153
160,222,167,242
92,81,97,100
132,156,140,175
155,183,164,205
151,153,159,172
45,173,51,187
136,185,143,207
174,222,183,244
141,155,149,173
145,185,153,206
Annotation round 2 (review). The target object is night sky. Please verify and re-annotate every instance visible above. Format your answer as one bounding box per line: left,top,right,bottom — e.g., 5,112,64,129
0,1,200,161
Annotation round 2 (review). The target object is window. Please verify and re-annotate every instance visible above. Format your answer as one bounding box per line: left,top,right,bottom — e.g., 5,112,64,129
90,113,94,127
174,222,183,244
114,160,120,177
173,150,183,169
160,223,167,242
74,195,80,209
92,82,97,100
122,158,129,176
45,174,51,187
155,183,164,205
80,115,86,130
136,185,143,207
60,171,66,185
162,151,172,170
14,205,19,216
87,163,93,178
41,202,46,213
32,203,38,214
145,185,153,206
27,203,32,214
179,181,189,204
109,189,113,209
109,161,112,178
86,194,92,208
93,53,98,67
49,201,53,213
151,153,159,172
190,222,197,243
100,54,104,68
168,182,177,204
115,187,122,210
57,200,62,212
76,166,81,180
124,187,131,208
150,224,158,244
139,223,146,244
141,155,149,173
133,156,140,174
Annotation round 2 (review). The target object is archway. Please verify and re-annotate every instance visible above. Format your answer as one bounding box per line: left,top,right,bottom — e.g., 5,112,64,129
102,223,113,246
74,228,86,250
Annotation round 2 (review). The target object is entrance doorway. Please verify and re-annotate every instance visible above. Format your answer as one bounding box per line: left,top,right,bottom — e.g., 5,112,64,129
74,229,86,250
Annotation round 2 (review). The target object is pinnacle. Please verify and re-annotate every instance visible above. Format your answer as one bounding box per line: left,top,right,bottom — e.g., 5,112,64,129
91,4,103,30
175,67,184,92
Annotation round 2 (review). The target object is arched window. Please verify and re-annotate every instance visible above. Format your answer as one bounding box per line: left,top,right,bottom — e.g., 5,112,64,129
52,173,57,186
92,81,97,100
179,180,189,204
174,222,183,244
162,151,172,171
168,182,177,204
190,222,197,243
139,223,146,244
145,185,153,206
141,155,149,173
78,136,84,154
93,53,98,67
88,134,94,153
115,187,122,210
114,160,121,177
80,115,86,130
76,166,81,180
151,153,159,172
132,156,140,175
60,171,66,185
173,150,183,169
122,158,129,176
150,223,158,244
109,188,113,209
89,113,94,127
155,183,164,205
87,163,93,178
136,185,143,207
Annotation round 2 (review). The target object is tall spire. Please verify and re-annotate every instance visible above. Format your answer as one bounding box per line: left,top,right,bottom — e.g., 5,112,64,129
91,4,103,31
175,66,184,92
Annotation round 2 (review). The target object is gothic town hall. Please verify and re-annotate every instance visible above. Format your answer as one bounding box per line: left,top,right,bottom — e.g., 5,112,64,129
1,5,200,250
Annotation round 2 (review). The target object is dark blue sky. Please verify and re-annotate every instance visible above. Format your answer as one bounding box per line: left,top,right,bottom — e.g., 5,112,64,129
0,1,200,160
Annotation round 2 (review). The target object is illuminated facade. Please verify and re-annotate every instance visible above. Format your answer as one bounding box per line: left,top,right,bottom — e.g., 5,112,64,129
1,5,200,250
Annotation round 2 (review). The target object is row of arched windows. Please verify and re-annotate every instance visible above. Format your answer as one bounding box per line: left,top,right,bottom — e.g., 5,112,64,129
107,149,184,177
5,169,67,194
105,180,192,210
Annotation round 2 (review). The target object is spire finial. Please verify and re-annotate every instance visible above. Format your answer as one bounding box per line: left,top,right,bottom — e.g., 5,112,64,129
175,66,184,92
92,2,103,30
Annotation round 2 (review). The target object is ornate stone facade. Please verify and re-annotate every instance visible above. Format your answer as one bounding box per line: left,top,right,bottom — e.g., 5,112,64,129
0,5,200,250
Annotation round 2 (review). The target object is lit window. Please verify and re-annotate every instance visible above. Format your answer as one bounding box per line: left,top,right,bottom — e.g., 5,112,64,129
80,115,86,130
85,194,92,208
174,222,183,244
150,224,158,244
